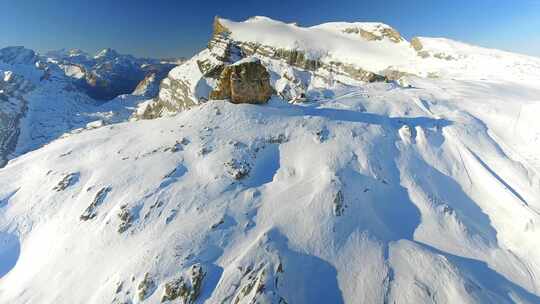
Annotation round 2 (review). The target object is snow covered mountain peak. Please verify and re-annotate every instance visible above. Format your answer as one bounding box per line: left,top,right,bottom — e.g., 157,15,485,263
2,16,540,304
94,48,121,60
0,46,38,65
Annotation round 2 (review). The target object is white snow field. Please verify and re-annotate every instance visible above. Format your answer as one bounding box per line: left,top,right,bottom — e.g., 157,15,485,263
1,17,540,304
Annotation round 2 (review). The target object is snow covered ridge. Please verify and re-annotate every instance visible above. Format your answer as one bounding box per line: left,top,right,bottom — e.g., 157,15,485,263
217,16,540,79
142,16,540,119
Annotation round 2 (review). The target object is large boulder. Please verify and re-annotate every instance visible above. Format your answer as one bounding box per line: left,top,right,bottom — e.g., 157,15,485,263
210,57,273,104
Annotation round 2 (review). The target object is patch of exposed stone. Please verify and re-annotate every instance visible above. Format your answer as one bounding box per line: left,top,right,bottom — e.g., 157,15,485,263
333,190,345,216
410,37,424,52
132,72,159,97
343,25,403,43
138,272,156,301
53,172,79,191
161,264,205,303
382,69,414,81
434,53,456,61
410,37,456,61
225,159,252,180
80,186,112,221
117,204,134,233
230,261,287,304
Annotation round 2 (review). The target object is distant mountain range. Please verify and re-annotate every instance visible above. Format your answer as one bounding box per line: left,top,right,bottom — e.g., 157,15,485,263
45,47,182,100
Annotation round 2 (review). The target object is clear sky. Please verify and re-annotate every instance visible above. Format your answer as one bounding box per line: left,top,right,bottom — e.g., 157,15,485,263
1,0,539,59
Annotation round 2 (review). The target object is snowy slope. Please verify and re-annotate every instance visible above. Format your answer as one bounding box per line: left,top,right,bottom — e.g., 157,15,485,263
1,17,540,304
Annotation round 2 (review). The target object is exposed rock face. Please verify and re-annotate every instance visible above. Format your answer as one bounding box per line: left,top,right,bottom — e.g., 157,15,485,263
0,71,34,167
161,264,205,303
139,75,198,119
210,58,273,104
132,73,160,97
410,37,456,61
410,37,424,51
342,24,403,43
138,272,156,301
197,17,242,79
52,173,79,191
232,37,386,83
80,186,112,221
410,37,430,58
117,204,134,233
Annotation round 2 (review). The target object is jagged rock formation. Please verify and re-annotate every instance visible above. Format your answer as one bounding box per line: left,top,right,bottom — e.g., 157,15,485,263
209,58,273,104
132,72,160,97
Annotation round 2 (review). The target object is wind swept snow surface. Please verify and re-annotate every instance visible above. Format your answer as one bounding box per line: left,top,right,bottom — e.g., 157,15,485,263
1,80,540,303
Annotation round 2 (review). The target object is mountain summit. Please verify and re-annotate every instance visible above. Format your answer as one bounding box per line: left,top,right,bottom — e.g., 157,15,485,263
1,16,540,304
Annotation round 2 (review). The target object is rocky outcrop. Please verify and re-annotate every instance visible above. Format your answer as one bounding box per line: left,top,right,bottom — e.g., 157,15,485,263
210,58,273,104
342,24,403,43
80,186,112,221
53,173,79,191
117,204,134,233
138,272,156,301
197,17,242,79
139,77,198,119
410,37,456,61
161,264,205,303
410,37,430,58
132,72,160,97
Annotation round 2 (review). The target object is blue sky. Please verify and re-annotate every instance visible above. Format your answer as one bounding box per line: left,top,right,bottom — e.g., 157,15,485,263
1,0,539,58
